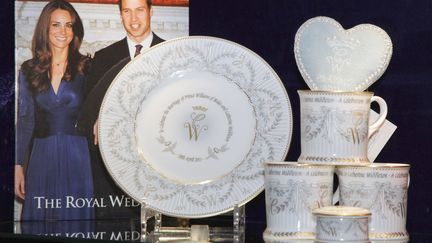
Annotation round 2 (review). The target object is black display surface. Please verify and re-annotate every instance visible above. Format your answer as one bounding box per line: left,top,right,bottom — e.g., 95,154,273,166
1,219,432,242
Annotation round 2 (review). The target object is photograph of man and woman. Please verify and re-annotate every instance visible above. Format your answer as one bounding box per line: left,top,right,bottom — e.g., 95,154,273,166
14,0,189,222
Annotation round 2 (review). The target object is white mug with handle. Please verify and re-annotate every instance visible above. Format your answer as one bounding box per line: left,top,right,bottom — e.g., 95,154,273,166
298,90,387,165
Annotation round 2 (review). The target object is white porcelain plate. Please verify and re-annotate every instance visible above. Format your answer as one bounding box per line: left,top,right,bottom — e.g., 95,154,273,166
294,16,393,91
98,36,292,218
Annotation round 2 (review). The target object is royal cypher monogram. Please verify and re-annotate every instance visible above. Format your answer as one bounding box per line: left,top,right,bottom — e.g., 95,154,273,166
185,106,208,141
340,181,408,219
268,180,331,215
303,106,368,144
316,36,361,87
157,93,233,162
326,36,360,73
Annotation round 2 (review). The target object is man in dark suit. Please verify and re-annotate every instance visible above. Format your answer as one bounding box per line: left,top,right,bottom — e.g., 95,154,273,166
77,0,164,219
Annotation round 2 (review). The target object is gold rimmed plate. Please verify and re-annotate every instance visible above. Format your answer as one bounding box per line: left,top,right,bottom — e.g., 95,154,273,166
98,36,292,218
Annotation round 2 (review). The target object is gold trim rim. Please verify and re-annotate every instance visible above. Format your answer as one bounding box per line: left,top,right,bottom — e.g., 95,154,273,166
297,89,374,95
265,161,335,168
263,229,315,240
369,231,409,240
313,206,371,216
337,163,410,168
298,155,370,165
314,212,371,216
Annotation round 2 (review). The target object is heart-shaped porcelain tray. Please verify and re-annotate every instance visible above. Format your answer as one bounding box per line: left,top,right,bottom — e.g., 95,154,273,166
294,16,393,91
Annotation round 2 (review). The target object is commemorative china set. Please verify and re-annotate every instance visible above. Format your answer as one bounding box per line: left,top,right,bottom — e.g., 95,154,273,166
263,17,409,243
97,16,409,242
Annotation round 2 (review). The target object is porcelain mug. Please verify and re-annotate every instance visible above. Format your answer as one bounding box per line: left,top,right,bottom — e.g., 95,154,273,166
313,206,371,243
336,163,410,240
263,162,334,241
297,90,387,165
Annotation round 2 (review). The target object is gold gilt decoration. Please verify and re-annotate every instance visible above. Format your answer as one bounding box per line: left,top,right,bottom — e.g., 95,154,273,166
299,155,369,164
264,229,315,238
370,232,409,240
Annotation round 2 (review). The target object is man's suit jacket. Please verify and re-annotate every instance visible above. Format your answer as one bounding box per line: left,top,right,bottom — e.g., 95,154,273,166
76,33,164,219
78,33,164,134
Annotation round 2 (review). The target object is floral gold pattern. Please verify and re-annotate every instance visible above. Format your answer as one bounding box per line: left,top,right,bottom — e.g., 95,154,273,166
267,180,331,215
315,216,369,242
298,155,369,164
369,232,409,240
303,106,368,144
263,229,315,239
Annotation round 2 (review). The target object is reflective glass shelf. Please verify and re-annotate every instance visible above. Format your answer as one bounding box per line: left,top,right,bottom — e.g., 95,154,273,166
0,218,431,243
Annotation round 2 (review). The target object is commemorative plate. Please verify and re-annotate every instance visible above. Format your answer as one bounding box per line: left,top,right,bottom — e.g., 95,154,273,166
99,36,292,218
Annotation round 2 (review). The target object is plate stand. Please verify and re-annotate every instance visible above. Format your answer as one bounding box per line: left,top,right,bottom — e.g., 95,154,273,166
140,203,162,242
139,203,246,242
232,204,246,242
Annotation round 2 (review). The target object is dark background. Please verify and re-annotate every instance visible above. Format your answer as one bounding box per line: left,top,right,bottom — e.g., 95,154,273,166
1,0,432,239
189,0,432,236
0,0,16,224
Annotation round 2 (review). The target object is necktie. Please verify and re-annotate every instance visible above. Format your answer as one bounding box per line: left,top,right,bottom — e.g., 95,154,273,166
134,44,143,58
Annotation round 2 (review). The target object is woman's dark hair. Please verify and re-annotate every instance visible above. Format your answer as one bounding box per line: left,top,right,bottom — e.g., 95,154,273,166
118,0,152,10
22,0,90,92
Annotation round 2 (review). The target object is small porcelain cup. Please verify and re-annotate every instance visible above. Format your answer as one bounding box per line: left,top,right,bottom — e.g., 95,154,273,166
263,162,334,241
313,206,371,243
336,163,410,240
297,90,387,165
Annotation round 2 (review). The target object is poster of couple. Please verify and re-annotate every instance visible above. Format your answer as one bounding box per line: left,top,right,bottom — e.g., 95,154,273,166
14,0,189,226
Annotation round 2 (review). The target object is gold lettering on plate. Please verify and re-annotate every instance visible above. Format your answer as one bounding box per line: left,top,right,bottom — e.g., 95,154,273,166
158,93,232,162
185,110,208,141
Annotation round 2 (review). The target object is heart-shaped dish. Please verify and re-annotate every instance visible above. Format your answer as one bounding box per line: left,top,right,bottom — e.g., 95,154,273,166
294,16,393,91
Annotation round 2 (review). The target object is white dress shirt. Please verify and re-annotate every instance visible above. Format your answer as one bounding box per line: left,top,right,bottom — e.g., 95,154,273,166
126,32,154,59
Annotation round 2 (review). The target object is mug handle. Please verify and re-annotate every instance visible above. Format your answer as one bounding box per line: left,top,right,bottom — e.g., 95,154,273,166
368,96,388,138
332,186,340,205
408,174,411,188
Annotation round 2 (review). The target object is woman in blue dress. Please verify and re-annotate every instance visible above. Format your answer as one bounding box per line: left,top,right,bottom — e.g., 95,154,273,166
15,0,94,220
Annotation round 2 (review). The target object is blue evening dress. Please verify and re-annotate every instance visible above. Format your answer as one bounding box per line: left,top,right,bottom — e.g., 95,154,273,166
16,70,94,221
